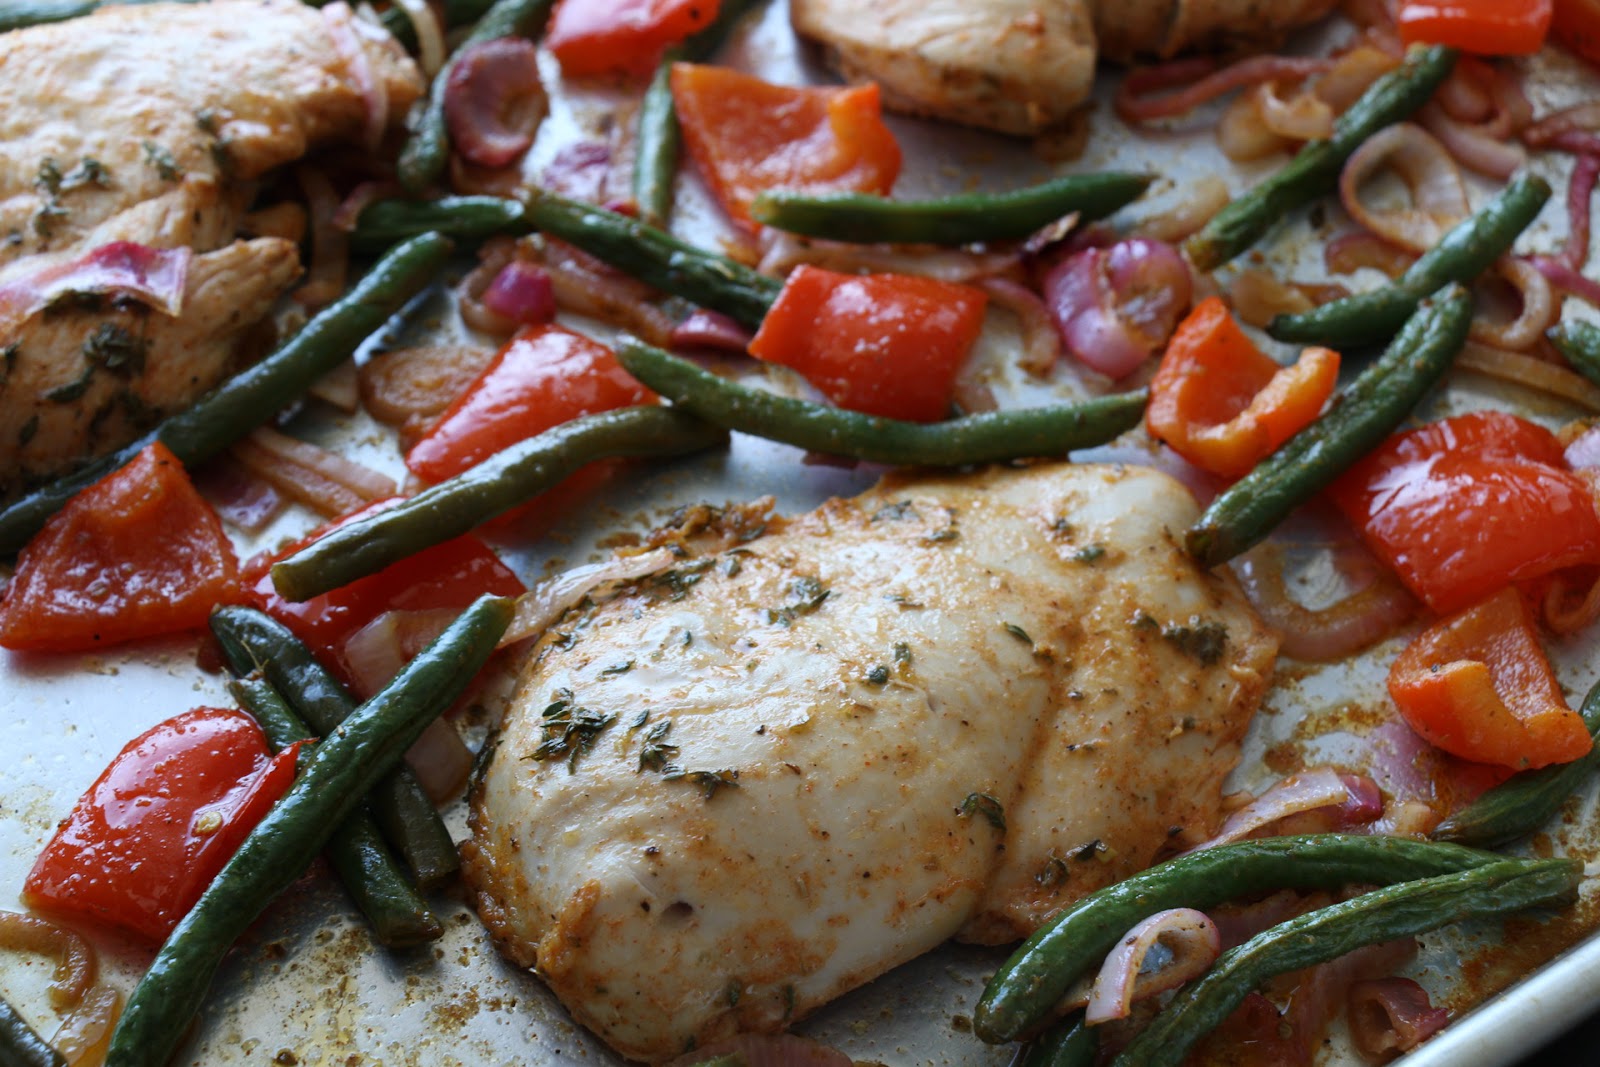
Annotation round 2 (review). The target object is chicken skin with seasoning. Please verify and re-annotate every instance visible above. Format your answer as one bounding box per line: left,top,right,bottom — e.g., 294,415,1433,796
465,462,1278,1062
0,0,423,492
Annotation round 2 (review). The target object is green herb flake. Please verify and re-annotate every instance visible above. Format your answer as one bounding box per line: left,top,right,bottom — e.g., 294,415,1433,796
35,158,63,195
767,575,830,627
43,364,96,404
1073,839,1107,862
1072,544,1106,564
1003,623,1033,645
141,141,182,181
0,342,17,384
1132,610,1160,633
872,500,919,523
195,108,220,135
1035,855,1069,889
865,665,890,686
627,709,650,730
532,689,617,771
922,526,959,544
1161,617,1229,666
647,557,715,602
892,642,912,666
601,660,635,676
663,767,739,799
722,554,743,579
62,157,109,190
18,414,38,446
958,792,1006,830
81,323,147,376
884,593,923,609
638,720,679,773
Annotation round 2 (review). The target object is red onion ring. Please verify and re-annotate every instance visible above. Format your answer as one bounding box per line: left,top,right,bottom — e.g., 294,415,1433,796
977,277,1059,375
1530,253,1600,307
1116,55,1333,124
444,38,546,169
293,165,349,310
1127,176,1231,243
51,982,122,1063
669,309,754,355
1420,102,1526,180
1562,154,1599,271
1230,543,1419,662
342,607,461,699
228,426,397,518
1085,909,1221,1024
1254,80,1334,141
1314,45,1401,113
192,455,288,534
1041,238,1191,380
1325,230,1418,278
481,259,557,327
1339,123,1470,254
756,229,1022,283
1526,102,1600,153
0,911,96,1010
331,180,403,233
1457,342,1600,412
1469,258,1557,351
1192,768,1384,852
1348,978,1450,1059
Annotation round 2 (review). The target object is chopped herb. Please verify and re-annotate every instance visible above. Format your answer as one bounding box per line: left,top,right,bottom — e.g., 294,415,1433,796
195,108,220,135
81,323,147,376
43,364,96,404
1072,839,1107,862
680,630,693,648
767,575,830,627
872,500,919,522
1003,623,1033,645
141,141,182,181
647,558,715,602
892,642,912,666
1072,544,1106,564
638,720,679,772
884,593,923,609
662,767,739,799
32,198,69,237
627,709,650,729
1161,617,1229,666
1049,518,1074,537
725,981,741,1007
35,159,63,195
1035,855,1069,889
1132,610,1160,633
209,139,235,176
18,415,38,446
0,343,17,384
923,526,959,544
532,689,617,771
865,665,890,685
601,660,635,676
958,792,1006,830
62,158,109,190
722,554,743,578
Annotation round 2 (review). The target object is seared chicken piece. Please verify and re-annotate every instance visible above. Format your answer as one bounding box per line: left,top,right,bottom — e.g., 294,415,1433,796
0,0,422,264
789,0,1337,134
0,0,423,489
789,0,1098,136
466,463,1277,1062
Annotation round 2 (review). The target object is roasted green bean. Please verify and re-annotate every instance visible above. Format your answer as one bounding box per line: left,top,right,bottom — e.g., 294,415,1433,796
1270,173,1550,348
270,406,725,601
396,0,555,194
1185,285,1471,570
973,833,1500,1043
0,993,62,1067
1018,1014,1097,1067
615,340,1148,466
225,675,443,948
1434,676,1600,847
207,606,461,889
0,232,452,556
352,195,531,252
749,173,1152,246
105,596,512,1067
1549,319,1600,386
1110,858,1581,1067
1185,45,1457,272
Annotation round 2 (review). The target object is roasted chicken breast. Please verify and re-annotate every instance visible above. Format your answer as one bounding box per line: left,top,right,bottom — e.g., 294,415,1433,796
466,462,1277,1062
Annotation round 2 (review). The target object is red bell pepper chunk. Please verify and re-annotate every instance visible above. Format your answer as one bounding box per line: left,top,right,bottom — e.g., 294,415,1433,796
244,499,524,689
1388,588,1591,770
1146,297,1340,479
0,442,239,653
1398,0,1553,56
748,264,988,423
548,0,720,80
1330,410,1600,615
670,63,901,228
1554,0,1600,65
406,323,655,484
25,708,300,942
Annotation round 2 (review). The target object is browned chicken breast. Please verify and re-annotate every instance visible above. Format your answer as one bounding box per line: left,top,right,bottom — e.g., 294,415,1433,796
466,462,1277,1062
0,0,423,491
790,0,1338,133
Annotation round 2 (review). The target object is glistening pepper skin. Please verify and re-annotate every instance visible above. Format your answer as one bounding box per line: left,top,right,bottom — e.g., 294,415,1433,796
105,595,513,1067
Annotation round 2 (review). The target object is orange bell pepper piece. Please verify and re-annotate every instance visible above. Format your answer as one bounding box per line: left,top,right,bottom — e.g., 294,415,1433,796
748,264,987,422
0,442,239,652
547,0,721,80
1554,0,1600,65
1146,297,1340,479
1398,0,1553,56
1388,588,1592,770
670,63,901,228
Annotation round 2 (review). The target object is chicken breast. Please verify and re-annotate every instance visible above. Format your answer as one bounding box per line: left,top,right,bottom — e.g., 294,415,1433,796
789,0,1098,135
790,0,1338,134
465,462,1277,1062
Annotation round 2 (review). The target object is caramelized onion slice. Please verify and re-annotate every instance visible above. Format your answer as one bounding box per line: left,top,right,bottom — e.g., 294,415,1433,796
1339,123,1469,254
0,911,95,1010
1193,768,1384,852
1231,543,1419,662
1085,909,1221,1024
228,427,397,519
504,548,680,647
1458,342,1600,412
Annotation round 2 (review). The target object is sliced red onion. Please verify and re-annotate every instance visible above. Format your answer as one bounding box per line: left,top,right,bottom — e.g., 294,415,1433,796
1314,45,1401,112
1231,544,1418,662
1563,154,1599,272
1192,768,1383,851
1218,90,1295,162
1469,258,1555,352
1325,230,1418,279
542,141,612,203
229,426,397,519
1525,102,1600,152
1340,123,1469,254
332,180,403,233
1568,425,1600,469
670,308,754,354
756,229,1021,283
1085,908,1221,1024
445,38,546,169
1420,101,1526,181
977,277,1059,375
503,548,679,647
341,607,461,699
481,259,557,326
1348,978,1450,1059
1116,55,1333,124
1042,238,1191,380
1212,890,1325,952
1530,253,1600,308
1125,176,1231,244
1285,937,1419,1059
406,716,475,803
0,241,191,336
1254,80,1334,141
191,455,288,534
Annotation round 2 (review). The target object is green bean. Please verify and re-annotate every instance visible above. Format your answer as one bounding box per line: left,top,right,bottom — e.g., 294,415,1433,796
0,232,451,557
1110,858,1581,1067
1434,676,1600,847
105,596,512,1067
1270,173,1550,348
352,195,531,253
1185,45,1457,272
973,833,1500,1043
0,994,62,1067
749,173,1154,246
634,0,760,228
396,0,556,194
207,606,461,889
225,675,443,948
615,340,1148,466
271,406,726,601
1548,320,1600,386
1185,284,1471,569
1018,1014,1097,1067
524,191,783,328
